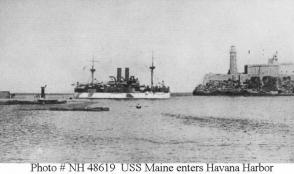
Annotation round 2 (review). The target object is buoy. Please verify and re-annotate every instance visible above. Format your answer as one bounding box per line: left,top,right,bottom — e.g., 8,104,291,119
136,104,141,109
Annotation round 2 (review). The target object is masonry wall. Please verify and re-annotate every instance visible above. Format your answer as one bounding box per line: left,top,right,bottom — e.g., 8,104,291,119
279,64,294,75
203,73,233,84
0,91,10,99
246,64,279,76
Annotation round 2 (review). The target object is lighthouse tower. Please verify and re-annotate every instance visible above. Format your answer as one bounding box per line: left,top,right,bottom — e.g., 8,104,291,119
229,45,238,76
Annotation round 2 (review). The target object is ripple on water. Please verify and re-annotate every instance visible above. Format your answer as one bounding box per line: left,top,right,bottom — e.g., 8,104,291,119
162,113,291,135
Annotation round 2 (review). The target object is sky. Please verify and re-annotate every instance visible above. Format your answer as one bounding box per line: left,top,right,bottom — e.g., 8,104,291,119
1,0,294,93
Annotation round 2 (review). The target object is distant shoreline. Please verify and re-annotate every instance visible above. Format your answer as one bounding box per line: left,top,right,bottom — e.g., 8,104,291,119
13,92,193,96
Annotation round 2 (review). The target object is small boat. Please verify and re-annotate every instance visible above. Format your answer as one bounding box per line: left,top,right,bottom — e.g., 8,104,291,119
136,104,142,109
34,85,67,104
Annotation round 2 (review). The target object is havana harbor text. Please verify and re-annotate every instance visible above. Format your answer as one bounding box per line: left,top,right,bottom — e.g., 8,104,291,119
31,163,274,173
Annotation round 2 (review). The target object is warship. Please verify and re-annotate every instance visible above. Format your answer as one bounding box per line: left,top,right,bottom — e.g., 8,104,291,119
74,56,170,99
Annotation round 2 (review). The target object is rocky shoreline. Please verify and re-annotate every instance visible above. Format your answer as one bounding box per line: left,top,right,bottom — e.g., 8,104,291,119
193,76,294,96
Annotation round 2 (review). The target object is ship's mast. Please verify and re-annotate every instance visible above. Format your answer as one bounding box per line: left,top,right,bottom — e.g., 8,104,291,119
149,52,156,88
90,57,97,85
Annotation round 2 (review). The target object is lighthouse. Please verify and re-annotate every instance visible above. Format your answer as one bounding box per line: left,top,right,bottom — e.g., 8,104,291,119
229,46,238,78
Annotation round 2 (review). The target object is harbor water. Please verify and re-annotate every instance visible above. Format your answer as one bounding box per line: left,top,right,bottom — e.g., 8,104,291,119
0,95,293,162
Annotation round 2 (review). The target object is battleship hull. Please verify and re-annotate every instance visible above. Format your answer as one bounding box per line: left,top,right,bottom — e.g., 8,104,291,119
74,92,170,99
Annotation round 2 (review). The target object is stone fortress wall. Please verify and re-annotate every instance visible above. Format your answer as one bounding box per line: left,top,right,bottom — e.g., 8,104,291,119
203,46,294,85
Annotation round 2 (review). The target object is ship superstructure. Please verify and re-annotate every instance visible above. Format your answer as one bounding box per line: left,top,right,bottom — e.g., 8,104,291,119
74,56,170,99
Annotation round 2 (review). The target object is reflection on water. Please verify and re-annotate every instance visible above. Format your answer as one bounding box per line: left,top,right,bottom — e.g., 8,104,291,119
0,95,294,162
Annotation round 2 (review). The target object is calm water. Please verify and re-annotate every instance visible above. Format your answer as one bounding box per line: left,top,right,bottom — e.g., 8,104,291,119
0,95,294,162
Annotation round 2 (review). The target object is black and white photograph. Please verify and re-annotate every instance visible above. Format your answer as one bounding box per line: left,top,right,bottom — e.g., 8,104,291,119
0,0,294,169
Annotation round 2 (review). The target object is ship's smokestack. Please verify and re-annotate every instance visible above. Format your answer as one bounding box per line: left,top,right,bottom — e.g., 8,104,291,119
125,67,129,81
117,68,122,82
229,45,238,75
